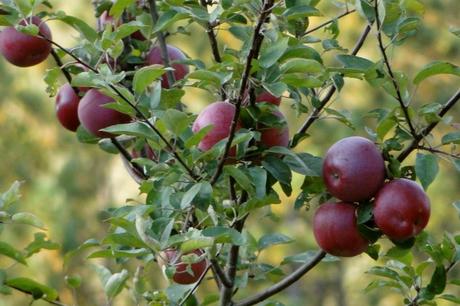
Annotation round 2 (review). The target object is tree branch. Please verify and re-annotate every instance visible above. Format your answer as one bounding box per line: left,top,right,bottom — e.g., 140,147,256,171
397,89,460,162
416,145,460,159
210,0,275,185
233,251,327,306
211,258,232,288
374,1,417,137
147,0,177,91
45,38,198,180
304,9,356,36
293,23,372,143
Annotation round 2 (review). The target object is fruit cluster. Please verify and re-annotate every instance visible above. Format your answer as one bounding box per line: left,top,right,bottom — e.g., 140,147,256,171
313,136,431,257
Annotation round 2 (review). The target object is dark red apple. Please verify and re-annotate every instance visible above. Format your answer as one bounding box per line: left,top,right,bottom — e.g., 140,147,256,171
313,202,369,257
146,44,189,88
56,83,80,132
259,110,289,148
77,89,131,138
157,249,207,285
373,178,430,241
256,91,281,106
0,16,52,67
322,136,385,202
192,101,241,154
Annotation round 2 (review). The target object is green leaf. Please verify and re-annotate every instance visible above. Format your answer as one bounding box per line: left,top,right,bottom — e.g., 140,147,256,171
280,59,323,74
0,241,26,265
336,54,374,72
185,125,213,148
439,294,460,304
202,226,245,245
414,61,460,84
282,5,321,20
262,156,292,186
55,14,98,42
109,0,135,19
133,65,166,94
25,233,59,257
415,153,439,190
104,269,129,299
258,233,293,250
181,183,202,209
5,277,58,301
160,109,192,136
14,0,32,16
366,266,400,280
101,122,157,141
0,180,22,210
224,166,255,195
281,250,338,265
153,10,188,33
180,238,214,254
44,67,61,96
259,37,289,68
426,265,446,295
442,132,460,145
65,275,82,289
11,212,45,229
248,167,267,199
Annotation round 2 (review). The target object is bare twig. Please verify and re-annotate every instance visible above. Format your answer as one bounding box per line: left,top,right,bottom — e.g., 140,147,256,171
211,258,233,288
210,0,275,185
397,89,460,162
304,9,356,36
293,23,372,142
417,145,460,159
374,1,417,137
233,251,327,306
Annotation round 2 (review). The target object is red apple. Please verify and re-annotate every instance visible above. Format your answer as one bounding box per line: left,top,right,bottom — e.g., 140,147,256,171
56,83,80,132
98,11,120,29
259,110,289,148
0,16,52,67
78,89,131,138
373,178,430,241
192,101,241,154
313,202,369,257
256,91,281,106
157,249,207,285
322,136,385,202
146,44,189,88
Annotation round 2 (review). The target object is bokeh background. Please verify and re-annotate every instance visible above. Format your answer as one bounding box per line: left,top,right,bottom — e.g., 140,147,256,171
0,1,459,305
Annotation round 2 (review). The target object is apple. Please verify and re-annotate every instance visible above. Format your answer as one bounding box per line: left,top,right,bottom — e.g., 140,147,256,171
78,89,131,138
256,91,281,106
322,136,385,202
146,44,189,88
313,202,369,257
373,178,430,241
0,16,52,67
55,83,80,132
157,249,207,285
192,101,241,154
259,110,289,148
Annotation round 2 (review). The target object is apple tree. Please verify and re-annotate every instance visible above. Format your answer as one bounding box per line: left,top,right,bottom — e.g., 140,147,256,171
0,0,460,305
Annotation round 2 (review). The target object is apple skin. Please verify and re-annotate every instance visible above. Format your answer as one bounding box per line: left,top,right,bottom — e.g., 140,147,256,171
77,89,131,138
146,45,189,88
0,16,52,67
158,249,207,285
322,136,385,202
373,178,430,241
313,202,369,257
192,101,241,154
256,91,281,106
55,84,80,132
259,110,289,148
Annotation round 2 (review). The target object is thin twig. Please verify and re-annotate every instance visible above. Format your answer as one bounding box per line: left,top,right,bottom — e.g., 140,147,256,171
374,0,417,137
211,258,232,288
397,89,460,162
147,0,177,91
417,145,460,159
199,0,227,100
210,0,275,185
233,251,327,306
304,9,356,36
293,23,372,143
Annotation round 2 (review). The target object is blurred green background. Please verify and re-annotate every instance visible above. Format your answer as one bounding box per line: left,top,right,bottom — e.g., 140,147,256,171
0,1,459,305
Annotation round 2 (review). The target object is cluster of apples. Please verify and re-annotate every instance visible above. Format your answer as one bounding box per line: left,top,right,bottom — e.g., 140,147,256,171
313,136,431,257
